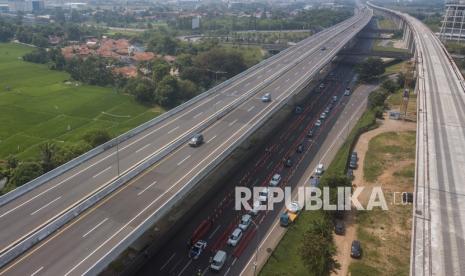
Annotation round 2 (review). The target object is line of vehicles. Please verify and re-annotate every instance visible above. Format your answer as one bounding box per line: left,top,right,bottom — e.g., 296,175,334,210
185,78,355,273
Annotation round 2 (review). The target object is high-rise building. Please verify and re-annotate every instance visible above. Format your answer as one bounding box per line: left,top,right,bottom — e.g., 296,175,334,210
439,0,465,42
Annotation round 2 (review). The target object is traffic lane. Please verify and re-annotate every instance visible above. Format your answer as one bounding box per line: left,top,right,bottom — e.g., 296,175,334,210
143,66,355,276
0,21,336,252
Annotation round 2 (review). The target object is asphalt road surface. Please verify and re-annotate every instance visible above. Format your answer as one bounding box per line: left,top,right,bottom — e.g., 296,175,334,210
403,12,465,276
0,9,370,260
137,62,368,276
0,9,372,276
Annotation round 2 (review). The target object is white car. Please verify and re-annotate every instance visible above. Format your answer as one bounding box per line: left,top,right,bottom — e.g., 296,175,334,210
238,214,252,231
315,120,322,127
320,112,327,120
258,187,269,202
315,163,325,176
269,173,282,187
250,200,262,216
344,87,351,96
261,93,271,102
227,228,243,246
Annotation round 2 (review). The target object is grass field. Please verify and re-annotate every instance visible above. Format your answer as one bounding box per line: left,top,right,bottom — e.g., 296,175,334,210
0,43,163,161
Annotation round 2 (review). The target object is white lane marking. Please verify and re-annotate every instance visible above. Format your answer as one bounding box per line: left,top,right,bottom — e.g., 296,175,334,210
247,106,255,112
82,218,108,238
208,225,221,240
136,144,151,153
193,112,203,119
245,82,251,87
177,259,192,276
275,86,281,90
207,135,217,144
137,181,158,196
160,253,176,271
216,100,223,105
228,119,238,127
224,267,231,276
285,78,290,82
231,257,237,266
294,71,298,76
30,197,61,216
92,166,112,179
177,155,191,166
30,266,43,276
167,126,180,134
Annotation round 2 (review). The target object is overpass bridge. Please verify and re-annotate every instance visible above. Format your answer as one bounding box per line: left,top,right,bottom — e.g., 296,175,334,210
369,3,465,276
0,8,373,275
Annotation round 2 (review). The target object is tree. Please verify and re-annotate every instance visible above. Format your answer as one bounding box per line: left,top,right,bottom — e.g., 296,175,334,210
6,155,18,170
8,162,44,189
31,34,48,48
23,48,50,64
357,57,385,81
83,129,111,147
300,215,339,275
178,79,200,101
381,79,398,93
151,60,171,83
155,76,179,108
0,23,14,42
39,142,57,172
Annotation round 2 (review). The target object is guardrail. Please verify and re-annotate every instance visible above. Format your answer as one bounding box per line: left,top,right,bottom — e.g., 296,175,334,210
0,13,370,268
84,12,372,275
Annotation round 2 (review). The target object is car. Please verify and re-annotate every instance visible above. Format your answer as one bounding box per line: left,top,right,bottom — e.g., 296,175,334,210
189,240,208,259
315,163,325,176
320,112,327,120
324,107,331,113
328,103,334,110
309,175,320,187
250,200,262,216
189,133,204,147
321,46,327,51
349,158,357,169
319,83,325,89
210,250,227,271
347,168,354,179
269,173,282,186
334,220,345,235
261,93,271,102
351,152,358,160
315,120,322,127
332,95,338,102
294,106,303,114
258,187,269,202
227,228,243,246
351,240,362,258
307,129,314,138
284,158,293,167
238,214,252,231
296,144,304,153
344,87,351,96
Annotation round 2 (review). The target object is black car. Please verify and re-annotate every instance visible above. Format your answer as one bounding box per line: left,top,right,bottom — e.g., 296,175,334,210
307,129,314,138
351,151,358,160
349,157,357,169
347,169,354,179
284,158,293,167
189,133,204,147
351,240,362,258
335,220,345,235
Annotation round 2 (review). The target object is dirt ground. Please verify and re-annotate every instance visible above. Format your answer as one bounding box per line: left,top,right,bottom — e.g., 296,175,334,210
332,115,416,276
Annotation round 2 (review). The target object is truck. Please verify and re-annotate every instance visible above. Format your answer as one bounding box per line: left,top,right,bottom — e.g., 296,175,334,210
280,201,302,227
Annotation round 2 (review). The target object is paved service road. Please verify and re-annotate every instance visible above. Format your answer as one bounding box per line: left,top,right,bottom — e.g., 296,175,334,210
408,14,465,276
0,9,372,276
0,10,367,258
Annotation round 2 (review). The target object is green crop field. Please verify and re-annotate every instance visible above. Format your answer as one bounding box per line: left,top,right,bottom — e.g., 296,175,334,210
0,43,163,161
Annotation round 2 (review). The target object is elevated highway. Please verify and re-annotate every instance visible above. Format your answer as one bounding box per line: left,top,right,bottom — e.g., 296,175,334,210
0,7,372,275
369,3,465,276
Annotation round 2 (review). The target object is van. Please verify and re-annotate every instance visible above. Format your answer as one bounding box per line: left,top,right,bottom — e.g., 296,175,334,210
210,250,227,271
